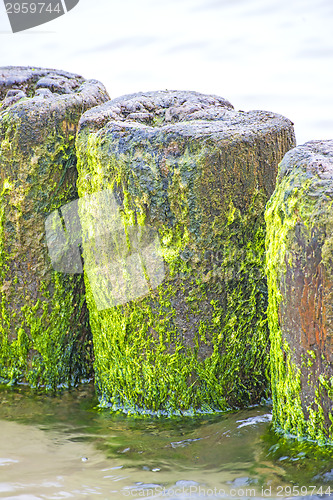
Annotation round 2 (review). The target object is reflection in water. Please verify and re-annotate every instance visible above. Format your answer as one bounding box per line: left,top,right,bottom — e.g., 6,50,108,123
0,384,332,499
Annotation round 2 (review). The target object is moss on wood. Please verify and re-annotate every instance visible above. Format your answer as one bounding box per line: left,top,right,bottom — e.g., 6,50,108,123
0,66,110,389
265,140,333,444
77,91,295,415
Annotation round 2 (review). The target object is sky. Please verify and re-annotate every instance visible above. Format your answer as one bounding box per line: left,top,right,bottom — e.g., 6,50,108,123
0,0,332,144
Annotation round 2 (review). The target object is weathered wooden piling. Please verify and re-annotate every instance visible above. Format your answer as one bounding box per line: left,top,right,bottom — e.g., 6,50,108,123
76,90,295,414
0,66,109,389
266,140,333,444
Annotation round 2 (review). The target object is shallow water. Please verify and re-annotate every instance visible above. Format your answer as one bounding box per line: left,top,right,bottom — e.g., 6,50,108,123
0,383,332,499
0,0,333,144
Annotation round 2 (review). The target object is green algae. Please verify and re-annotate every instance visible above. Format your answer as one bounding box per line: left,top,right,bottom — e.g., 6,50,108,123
0,72,109,390
80,204,269,415
0,115,91,389
261,421,333,486
265,148,333,445
76,112,295,415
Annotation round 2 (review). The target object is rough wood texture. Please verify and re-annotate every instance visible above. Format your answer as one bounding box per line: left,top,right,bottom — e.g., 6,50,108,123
0,66,110,389
77,90,296,415
266,140,333,444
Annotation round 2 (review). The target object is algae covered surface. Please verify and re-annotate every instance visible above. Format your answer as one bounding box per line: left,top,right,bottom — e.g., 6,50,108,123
265,140,333,444
0,67,109,389
76,91,296,415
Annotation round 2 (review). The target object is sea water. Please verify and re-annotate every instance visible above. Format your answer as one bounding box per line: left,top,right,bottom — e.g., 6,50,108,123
0,383,332,499
0,0,332,145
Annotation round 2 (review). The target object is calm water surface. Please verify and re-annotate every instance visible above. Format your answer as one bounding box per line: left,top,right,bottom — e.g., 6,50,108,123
0,384,332,499
0,0,333,144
